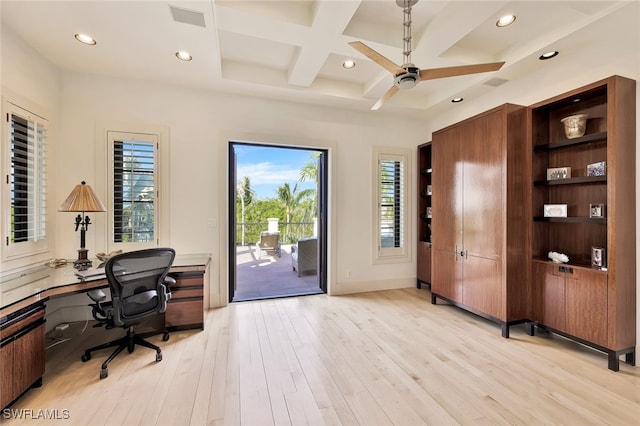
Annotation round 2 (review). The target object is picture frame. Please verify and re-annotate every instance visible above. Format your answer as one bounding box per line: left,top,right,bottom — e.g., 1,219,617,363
543,204,567,217
591,246,605,269
586,161,606,177
589,203,605,218
547,167,571,180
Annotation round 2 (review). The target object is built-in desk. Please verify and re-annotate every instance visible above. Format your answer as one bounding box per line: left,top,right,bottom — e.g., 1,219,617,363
0,253,210,409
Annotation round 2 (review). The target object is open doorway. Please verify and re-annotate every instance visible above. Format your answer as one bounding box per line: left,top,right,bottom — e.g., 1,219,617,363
228,142,328,302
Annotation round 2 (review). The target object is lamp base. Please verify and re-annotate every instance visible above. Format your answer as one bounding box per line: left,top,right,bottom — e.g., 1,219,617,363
73,249,93,270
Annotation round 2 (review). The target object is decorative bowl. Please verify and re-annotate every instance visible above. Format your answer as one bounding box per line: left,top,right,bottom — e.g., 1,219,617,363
560,114,589,139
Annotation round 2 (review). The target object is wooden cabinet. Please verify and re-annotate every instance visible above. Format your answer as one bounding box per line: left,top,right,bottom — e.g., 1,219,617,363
431,104,530,337
166,269,208,330
417,142,432,287
530,75,636,371
0,305,45,409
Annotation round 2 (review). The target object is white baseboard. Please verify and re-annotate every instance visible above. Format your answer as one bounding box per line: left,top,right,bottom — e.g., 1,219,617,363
329,276,414,296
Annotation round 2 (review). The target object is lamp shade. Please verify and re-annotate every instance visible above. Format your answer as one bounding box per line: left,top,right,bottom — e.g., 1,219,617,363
59,181,106,212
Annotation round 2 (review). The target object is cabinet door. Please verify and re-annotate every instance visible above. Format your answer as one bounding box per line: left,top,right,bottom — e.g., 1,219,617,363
13,323,45,396
565,268,607,346
432,249,462,302
535,263,566,330
462,256,503,319
1,341,14,408
432,125,463,253
463,111,503,260
417,242,431,283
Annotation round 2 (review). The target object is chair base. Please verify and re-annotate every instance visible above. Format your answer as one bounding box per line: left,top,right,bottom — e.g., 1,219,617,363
81,326,167,379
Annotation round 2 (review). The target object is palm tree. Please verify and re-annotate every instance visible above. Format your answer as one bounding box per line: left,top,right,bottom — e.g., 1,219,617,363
299,152,320,222
237,176,253,245
277,182,313,242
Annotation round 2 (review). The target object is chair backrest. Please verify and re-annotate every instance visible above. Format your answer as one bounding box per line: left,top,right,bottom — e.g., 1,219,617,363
105,248,175,327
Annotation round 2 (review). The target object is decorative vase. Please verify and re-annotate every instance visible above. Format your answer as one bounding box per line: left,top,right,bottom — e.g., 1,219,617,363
561,114,589,139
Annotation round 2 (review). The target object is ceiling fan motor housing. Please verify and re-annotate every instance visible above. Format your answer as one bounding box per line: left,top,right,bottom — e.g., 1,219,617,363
395,65,421,90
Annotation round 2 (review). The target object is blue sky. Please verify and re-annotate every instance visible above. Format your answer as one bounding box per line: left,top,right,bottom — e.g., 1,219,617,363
235,145,318,199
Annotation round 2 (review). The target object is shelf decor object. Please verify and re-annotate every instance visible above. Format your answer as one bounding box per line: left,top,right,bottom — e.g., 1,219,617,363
543,204,567,217
561,113,589,139
547,166,571,180
589,203,605,218
530,75,636,371
586,161,606,176
59,181,107,270
548,251,569,263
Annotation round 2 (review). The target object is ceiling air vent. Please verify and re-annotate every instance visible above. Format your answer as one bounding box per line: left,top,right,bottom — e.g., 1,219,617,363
169,5,206,28
483,77,509,87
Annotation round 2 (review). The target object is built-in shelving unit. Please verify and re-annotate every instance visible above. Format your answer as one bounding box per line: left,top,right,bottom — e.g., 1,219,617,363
417,142,432,288
529,75,636,371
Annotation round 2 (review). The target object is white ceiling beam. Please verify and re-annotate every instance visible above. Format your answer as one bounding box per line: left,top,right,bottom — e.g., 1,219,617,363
287,0,362,87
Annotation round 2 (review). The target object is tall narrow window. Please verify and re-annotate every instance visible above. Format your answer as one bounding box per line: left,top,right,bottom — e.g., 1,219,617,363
3,102,48,259
108,132,158,249
373,147,410,262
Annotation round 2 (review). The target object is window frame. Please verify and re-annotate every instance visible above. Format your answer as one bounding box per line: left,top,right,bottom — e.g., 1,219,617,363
95,124,169,253
1,99,50,261
372,146,411,264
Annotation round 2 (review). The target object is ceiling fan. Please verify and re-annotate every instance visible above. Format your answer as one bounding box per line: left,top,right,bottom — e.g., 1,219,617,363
349,0,505,110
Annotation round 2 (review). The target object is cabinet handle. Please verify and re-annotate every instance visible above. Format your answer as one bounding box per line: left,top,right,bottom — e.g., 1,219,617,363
559,266,573,274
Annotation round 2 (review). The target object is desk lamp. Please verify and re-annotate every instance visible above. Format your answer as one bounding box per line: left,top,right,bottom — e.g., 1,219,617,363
59,181,106,269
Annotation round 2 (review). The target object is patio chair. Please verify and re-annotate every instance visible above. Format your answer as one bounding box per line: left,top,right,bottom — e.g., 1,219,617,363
257,231,281,258
291,237,317,276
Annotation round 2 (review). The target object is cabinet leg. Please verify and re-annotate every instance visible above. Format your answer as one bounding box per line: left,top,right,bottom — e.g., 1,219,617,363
431,294,437,304
608,352,620,372
417,280,422,289
525,322,535,336
625,350,635,366
501,324,509,339
32,377,43,388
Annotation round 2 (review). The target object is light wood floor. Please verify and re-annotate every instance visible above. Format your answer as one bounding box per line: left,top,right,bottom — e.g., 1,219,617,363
3,288,639,425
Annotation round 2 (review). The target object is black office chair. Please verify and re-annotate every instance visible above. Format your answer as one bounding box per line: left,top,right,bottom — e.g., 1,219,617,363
81,248,176,379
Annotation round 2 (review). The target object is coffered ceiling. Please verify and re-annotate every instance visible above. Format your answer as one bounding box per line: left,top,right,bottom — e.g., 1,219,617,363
2,1,638,116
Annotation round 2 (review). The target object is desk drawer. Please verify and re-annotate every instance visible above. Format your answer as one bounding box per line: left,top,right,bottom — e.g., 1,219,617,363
170,287,203,299
165,299,203,330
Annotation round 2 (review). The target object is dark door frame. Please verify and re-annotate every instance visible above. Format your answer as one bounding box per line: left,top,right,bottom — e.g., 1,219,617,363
228,141,329,302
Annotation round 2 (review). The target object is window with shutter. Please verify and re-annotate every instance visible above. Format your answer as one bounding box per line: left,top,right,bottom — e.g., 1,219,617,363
373,147,411,263
2,102,48,259
107,132,158,249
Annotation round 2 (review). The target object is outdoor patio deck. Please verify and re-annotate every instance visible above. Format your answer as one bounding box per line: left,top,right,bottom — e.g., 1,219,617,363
233,243,322,301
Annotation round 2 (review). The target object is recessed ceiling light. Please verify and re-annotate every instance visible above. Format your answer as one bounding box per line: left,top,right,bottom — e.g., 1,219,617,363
539,51,559,60
74,33,96,45
175,51,193,61
496,14,516,27
343,60,356,69
451,97,464,103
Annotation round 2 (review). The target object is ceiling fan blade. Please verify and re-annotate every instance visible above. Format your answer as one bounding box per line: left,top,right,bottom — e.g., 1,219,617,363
419,62,505,81
371,85,399,111
349,41,404,75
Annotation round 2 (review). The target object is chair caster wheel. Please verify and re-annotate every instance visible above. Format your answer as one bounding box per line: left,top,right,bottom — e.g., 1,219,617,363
81,354,90,362
156,352,162,362
100,368,108,379
162,333,170,342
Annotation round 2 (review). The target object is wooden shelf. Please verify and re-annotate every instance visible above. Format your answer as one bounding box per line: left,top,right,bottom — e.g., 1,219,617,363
534,131,607,151
534,176,607,186
533,216,607,224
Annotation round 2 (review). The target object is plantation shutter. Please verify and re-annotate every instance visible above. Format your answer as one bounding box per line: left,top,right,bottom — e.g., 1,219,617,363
113,140,156,243
6,107,47,249
379,156,404,249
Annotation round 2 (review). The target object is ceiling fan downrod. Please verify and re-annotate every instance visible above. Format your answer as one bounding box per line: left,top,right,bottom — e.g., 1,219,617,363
398,0,418,67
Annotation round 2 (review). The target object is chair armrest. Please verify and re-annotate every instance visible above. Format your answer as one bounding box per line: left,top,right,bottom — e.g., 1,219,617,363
164,276,176,286
87,289,107,302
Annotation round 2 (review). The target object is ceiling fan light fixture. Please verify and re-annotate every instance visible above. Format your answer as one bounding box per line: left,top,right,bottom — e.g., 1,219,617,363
496,14,516,27
539,50,559,60
451,97,464,103
175,50,193,61
342,60,356,69
74,33,96,45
